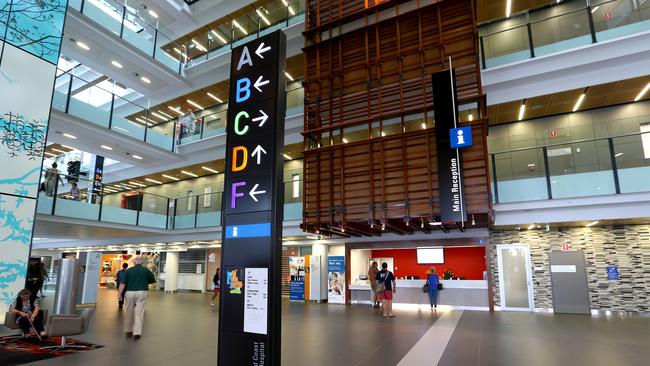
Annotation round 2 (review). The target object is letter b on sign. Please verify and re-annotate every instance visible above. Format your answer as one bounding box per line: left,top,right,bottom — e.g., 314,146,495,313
236,78,251,103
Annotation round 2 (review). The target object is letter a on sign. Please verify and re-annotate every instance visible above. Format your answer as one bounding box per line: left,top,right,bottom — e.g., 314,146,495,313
232,146,248,172
237,46,253,71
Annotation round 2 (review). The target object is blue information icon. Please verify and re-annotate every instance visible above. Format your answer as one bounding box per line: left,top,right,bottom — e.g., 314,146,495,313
449,126,473,149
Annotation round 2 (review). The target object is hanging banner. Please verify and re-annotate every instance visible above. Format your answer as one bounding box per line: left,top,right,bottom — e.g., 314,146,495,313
289,256,305,301
218,31,286,366
328,256,346,304
432,68,467,224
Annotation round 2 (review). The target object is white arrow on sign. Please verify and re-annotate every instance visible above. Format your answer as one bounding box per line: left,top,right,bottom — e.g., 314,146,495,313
249,184,266,202
252,110,268,127
254,75,270,92
256,42,271,59
251,145,267,165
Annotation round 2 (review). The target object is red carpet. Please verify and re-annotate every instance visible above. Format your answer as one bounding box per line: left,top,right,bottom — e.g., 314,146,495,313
0,335,102,365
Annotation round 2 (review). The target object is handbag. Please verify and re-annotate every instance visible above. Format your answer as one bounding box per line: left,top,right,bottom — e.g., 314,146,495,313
377,271,390,292
437,283,443,290
422,283,430,292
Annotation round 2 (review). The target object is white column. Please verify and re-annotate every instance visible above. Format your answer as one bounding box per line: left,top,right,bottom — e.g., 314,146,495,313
312,243,328,301
164,252,179,293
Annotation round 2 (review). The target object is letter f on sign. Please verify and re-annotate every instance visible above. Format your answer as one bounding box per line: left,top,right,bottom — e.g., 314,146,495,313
231,182,246,208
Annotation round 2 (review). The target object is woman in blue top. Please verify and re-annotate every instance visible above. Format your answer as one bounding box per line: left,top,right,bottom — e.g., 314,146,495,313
426,267,440,310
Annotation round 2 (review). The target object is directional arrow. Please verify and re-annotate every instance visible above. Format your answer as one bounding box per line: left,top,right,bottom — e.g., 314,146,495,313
255,42,271,59
252,110,268,127
251,145,267,165
254,75,270,92
249,184,266,202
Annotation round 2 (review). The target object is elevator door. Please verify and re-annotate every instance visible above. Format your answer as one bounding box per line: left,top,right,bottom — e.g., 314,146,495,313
549,250,590,314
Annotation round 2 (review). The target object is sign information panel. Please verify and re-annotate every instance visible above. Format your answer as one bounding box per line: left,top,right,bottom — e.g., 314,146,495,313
432,68,468,224
218,31,286,366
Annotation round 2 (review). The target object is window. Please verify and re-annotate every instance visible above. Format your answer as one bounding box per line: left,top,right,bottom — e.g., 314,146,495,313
292,174,300,199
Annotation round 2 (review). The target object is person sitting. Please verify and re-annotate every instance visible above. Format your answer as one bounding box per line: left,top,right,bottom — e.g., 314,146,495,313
9,289,47,338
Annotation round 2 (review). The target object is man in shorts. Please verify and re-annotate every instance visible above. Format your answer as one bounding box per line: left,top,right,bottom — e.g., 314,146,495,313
376,262,396,317
368,261,380,308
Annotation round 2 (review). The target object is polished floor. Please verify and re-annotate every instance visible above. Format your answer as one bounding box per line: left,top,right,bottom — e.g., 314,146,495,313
2,289,648,366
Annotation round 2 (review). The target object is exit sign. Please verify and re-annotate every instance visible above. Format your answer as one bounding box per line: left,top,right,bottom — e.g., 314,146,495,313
218,31,286,366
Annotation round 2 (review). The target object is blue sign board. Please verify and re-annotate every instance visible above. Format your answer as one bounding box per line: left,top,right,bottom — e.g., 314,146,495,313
290,280,305,301
449,126,473,149
328,256,345,273
607,265,619,280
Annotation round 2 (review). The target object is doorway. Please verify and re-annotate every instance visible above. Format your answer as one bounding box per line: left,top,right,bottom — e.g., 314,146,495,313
496,244,534,311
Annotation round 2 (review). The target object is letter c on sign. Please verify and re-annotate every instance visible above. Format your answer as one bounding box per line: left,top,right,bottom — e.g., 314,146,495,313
234,111,250,136
232,146,248,172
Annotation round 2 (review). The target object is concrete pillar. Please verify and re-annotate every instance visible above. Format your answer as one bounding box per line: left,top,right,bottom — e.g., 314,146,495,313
312,243,328,301
164,252,179,293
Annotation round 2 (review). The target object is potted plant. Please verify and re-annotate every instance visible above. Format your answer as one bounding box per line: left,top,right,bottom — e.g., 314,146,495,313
442,269,454,280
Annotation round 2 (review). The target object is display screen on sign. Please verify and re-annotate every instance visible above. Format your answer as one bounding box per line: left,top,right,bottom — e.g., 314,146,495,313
218,31,286,366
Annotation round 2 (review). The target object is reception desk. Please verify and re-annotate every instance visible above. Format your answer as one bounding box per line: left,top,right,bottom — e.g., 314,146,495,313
349,279,488,307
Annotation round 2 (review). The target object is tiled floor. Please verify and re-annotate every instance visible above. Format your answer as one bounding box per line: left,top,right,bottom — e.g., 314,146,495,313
5,289,649,366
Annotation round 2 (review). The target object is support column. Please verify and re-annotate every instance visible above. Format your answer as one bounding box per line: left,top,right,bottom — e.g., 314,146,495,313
0,1,69,315
164,252,179,293
312,243,328,301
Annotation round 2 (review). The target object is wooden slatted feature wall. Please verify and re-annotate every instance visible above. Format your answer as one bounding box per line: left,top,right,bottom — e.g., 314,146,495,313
302,0,490,237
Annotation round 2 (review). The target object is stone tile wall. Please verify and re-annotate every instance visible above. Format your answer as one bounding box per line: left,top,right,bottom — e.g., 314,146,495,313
489,225,650,312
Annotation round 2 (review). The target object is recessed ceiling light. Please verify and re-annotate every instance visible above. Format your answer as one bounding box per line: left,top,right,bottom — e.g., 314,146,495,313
63,133,77,139
202,166,219,174
210,30,227,44
421,123,426,129
44,152,57,157
168,106,184,116
148,10,158,18
145,178,162,184
132,154,143,160
506,0,512,18
284,71,294,81
527,224,536,230
573,92,586,112
207,92,223,103
150,112,168,121
468,114,474,121
51,148,66,153
181,170,198,177
191,39,207,52
140,76,151,84
159,111,173,119
162,174,180,181
342,138,348,144
76,41,90,50
187,99,204,110
518,102,526,121
585,220,600,227
635,82,650,102
282,154,292,160
256,9,271,26
111,60,123,68
129,181,147,187
233,20,248,35
614,152,624,158
101,145,113,151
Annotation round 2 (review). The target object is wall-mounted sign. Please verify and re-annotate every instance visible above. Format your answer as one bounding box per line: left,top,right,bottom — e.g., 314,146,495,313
328,256,346,304
218,31,286,366
432,69,467,224
606,265,619,280
449,126,473,149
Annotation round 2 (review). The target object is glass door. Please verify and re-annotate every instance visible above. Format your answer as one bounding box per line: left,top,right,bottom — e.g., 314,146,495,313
496,244,534,311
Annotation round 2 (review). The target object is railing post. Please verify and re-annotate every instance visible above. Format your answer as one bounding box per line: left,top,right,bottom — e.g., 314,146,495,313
119,5,126,38
172,198,178,229
51,175,59,215
144,109,149,142
80,0,85,13
166,198,170,229
194,195,200,228
526,22,535,58
65,74,73,113
542,146,553,199
479,36,487,70
491,154,499,204
200,117,205,139
172,120,178,151
108,95,115,129
136,192,142,226
586,6,597,43
153,29,159,58
608,138,621,194
98,184,104,221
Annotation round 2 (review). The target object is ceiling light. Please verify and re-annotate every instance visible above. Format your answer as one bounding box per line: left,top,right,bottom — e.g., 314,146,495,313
63,133,77,139
256,9,271,26
148,10,158,18
288,5,295,15
100,145,113,151
282,0,289,5
210,30,227,44
44,152,57,157
191,39,207,52
186,99,204,110
135,117,153,127
140,76,151,84
202,166,219,174
51,148,66,153
591,6,600,13
342,138,348,143
634,82,650,102
111,60,123,68
76,41,90,50
527,224,536,230
129,181,147,187
132,154,143,160
421,123,427,129
159,111,173,119
282,154,292,160
573,92,586,112
162,174,180,181
145,178,162,184
614,152,624,158
284,71,294,81
233,20,248,35
207,92,223,103
585,220,600,227
506,0,512,18
181,170,198,177
168,106,184,116
151,112,168,121
468,114,474,121
518,102,526,121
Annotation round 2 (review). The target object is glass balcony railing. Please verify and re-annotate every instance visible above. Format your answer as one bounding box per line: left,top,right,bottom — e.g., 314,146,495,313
36,171,304,228
53,69,305,151
176,0,305,68
69,0,184,74
489,130,650,203
478,0,650,69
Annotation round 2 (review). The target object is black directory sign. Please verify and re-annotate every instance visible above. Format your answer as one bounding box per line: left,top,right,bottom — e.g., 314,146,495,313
218,31,286,366
432,68,467,224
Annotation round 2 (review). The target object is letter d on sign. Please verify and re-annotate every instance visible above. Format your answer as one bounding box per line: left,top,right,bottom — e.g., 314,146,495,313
232,146,248,172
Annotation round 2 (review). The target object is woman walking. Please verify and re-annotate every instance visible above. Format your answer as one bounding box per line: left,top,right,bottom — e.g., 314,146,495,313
210,268,221,306
426,267,440,310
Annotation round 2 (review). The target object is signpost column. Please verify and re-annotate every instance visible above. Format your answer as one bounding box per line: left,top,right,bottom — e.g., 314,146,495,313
218,31,286,366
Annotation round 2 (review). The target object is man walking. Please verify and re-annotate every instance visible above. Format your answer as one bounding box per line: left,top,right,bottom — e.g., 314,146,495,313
376,262,396,318
367,261,380,308
118,257,156,339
